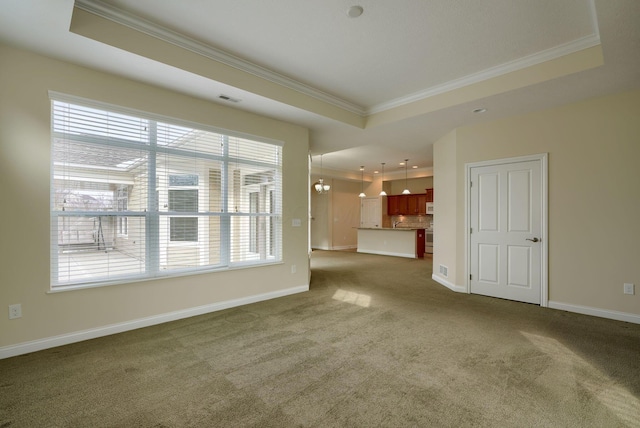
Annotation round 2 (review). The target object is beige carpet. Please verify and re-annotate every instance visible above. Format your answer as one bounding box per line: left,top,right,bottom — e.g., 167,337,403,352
1,250,639,427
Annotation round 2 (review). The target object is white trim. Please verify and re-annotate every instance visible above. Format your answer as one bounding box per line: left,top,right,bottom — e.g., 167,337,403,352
432,274,466,293
356,249,415,258
74,0,366,117
587,0,600,37
465,153,549,169
75,0,600,118
0,285,308,360
548,301,640,325
540,155,549,307
367,34,600,114
48,91,284,148
332,245,357,251
464,164,471,295
465,153,549,306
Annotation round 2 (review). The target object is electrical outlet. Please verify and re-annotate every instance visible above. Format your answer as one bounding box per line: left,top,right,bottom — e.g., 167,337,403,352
623,283,635,295
9,304,22,319
291,264,297,274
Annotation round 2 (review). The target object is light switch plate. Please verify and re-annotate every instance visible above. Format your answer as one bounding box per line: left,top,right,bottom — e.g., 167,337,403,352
292,218,301,227
623,283,635,295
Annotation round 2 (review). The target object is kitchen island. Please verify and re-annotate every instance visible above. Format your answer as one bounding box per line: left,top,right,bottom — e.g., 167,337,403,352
357,228,425,259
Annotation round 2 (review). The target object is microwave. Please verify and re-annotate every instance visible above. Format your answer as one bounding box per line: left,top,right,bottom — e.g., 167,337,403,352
426,202,434,215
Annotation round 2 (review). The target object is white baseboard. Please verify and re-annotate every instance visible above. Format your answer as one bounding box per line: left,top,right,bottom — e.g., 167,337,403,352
0,284,309,360
332,245,357,250
357,249,416,258
428,281,640,324
432,274,467,293
548,301,640,325
6,285,634,360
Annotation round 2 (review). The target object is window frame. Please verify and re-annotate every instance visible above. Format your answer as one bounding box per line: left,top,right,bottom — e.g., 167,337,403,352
116,185,129,237
168,188,199,243
50,92,283,291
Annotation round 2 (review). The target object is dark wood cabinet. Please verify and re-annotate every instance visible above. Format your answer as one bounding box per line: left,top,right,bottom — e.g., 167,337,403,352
425,188,434,202
406,194,427,214
406,195,419,214
417,194,427,214
387,195,408,215
387,192,431,215
387,196,396,215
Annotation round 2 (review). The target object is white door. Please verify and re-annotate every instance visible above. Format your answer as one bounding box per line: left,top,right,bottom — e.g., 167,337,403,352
360,197,381,228
469,158,544,304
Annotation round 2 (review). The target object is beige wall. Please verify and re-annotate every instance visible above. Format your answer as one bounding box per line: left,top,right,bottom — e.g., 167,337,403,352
432,130,458,287
310,176,331,250
331,180,361,249
310,176,360,250
0,43,310,351
434,89,640,318
389,176,433,195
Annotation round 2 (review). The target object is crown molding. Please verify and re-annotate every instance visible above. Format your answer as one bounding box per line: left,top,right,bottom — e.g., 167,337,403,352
74,0,367,116
75,0,601,119
311,166,433,181
368,33,601,115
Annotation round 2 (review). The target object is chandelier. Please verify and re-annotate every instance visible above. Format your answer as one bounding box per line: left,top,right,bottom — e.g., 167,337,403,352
313,154,330,194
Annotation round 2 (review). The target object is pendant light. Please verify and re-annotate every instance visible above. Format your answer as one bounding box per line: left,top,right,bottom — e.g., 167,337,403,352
379,163,387,196
402,159,411,194
358,166,366,198
313,154,330,194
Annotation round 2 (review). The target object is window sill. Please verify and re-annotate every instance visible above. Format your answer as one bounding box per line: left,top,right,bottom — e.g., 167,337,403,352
48,260,284,293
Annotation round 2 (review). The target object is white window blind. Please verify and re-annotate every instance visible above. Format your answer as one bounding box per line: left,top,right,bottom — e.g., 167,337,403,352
51,95,282,289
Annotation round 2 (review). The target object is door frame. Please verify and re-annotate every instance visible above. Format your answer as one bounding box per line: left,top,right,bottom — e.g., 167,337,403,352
360,196,382,228
465,153,549,307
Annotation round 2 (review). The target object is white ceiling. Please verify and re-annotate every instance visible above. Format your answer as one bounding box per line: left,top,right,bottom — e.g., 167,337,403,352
1,0,639,178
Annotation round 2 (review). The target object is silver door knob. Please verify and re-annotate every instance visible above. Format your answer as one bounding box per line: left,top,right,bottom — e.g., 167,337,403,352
526,237,539,243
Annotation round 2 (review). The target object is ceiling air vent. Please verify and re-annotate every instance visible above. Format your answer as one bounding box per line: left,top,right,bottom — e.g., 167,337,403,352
218,94,241,103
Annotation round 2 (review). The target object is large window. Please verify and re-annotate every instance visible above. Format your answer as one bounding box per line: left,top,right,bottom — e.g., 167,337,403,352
51,95,282,289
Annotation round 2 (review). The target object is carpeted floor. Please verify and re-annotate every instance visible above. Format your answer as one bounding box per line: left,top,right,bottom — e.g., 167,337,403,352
1,250,639,427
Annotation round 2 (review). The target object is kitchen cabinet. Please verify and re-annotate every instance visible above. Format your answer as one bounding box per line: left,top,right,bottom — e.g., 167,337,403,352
406,195,418,214
387,195,407,215
425,188,434,202
387,193,429,215
417,194,428,214
387,196,397,215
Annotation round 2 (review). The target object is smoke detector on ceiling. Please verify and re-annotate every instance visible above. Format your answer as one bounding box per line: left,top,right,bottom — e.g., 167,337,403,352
347,6,364,18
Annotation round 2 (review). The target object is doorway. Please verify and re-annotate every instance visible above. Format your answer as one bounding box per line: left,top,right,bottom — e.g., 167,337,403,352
467,154,548,305
360,197,381,229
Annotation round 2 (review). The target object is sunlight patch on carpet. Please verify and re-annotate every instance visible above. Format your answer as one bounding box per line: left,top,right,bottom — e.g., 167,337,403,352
332,289,371,307
521,331,640,426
